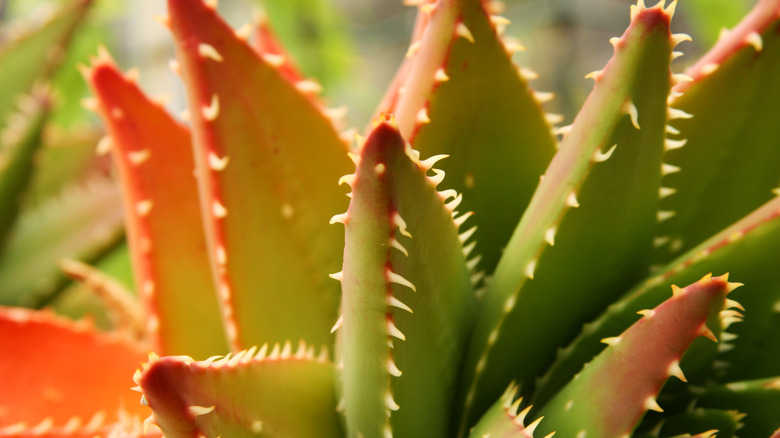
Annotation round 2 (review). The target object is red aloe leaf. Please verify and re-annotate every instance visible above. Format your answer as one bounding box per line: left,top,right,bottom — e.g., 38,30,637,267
0,307,153,436
84,55,229,358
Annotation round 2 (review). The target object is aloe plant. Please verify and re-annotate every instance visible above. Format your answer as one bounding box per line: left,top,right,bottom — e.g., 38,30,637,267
2,0,780,436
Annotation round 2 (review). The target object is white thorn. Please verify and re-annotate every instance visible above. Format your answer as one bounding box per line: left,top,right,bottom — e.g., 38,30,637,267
330,315,343,333
657,210,676,222
213,200,227,218
169,59,181,75
385,392,400,411
661,163,681,175
387,320,406,340
624,101,640,129
459,226,477,243
393,213,412,238
601,336,621,346
388,358,402,377
701,62,719,75
672,73,693,85
387,270,417,292
668,107,693,120
296,80,323,94
533,91,555,104
262,53,285,67
188,405,216,416
658,187,677,198
665,138,687,151
202,94,220,121
128,149,151,165
668,360,687,382
198,43,223,62
235,23,251,40
745,31,763,52
209,152,230,171
434,68,449,82
519,67,538,81
416,107,431,124
330,212,348,225
545,113,565,125
428,168,445,186
389,238,409,257
671,33,692,47
388,295,413,313
453,211,474,227
566,192,579,208
524,259,536,279
593,144,617,162
136,199,153,216
405,41,421,58
420,154,449,170
644,396,664,412
544,226,556,246
456,22,475,43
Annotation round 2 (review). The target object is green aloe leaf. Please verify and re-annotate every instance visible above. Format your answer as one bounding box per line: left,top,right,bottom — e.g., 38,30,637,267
0,90,51,247
0,177,124,307
536,274,740,438
0,0,92,124
691,377,780,437
166,0,352,350
654,0,780,264
459,2,679,428
336,119,476,437
636,408,743,438
534,195,780,407
384,0,557,273
139,342,341,438
85,56,229,358
466,384,549,438
23,125,106,206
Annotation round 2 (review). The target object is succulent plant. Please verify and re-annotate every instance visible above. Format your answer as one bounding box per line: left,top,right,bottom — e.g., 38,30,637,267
3,0,780,437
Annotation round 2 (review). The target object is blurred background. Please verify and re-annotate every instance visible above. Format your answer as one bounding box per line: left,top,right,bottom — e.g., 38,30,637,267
0,0,759,129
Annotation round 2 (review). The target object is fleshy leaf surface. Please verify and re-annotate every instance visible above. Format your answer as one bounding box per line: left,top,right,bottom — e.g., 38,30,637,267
86,57,228,358
0,177,124,307
0,0,92,123
166,0,352,350
654,0,780,264
692,377,780,437
0,306,152,436
459,2,676,428
535,195,780,405
337,120,476,437
385,0,557,273
0,90,50,247
139,342,341,438
536,274,739,438
466,385,549,438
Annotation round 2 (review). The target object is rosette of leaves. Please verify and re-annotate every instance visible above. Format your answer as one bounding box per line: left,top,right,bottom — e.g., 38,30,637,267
2,0,780,437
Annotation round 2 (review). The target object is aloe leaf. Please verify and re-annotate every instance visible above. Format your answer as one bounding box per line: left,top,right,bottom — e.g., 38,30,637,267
459,2,678,428
691,377,780,437
138,342,341,438
654,0,780,264
24,125,107,206
635,408,743,438
0,177,124,307
466,385,549,438
535,195,780,407
336,119,476,437
0,0,92,124
0,90,50,247
0,306,149,435
166,0,352,350
536,274,740,438
385,0,557,273
85,57,229,358
50,243,135,332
